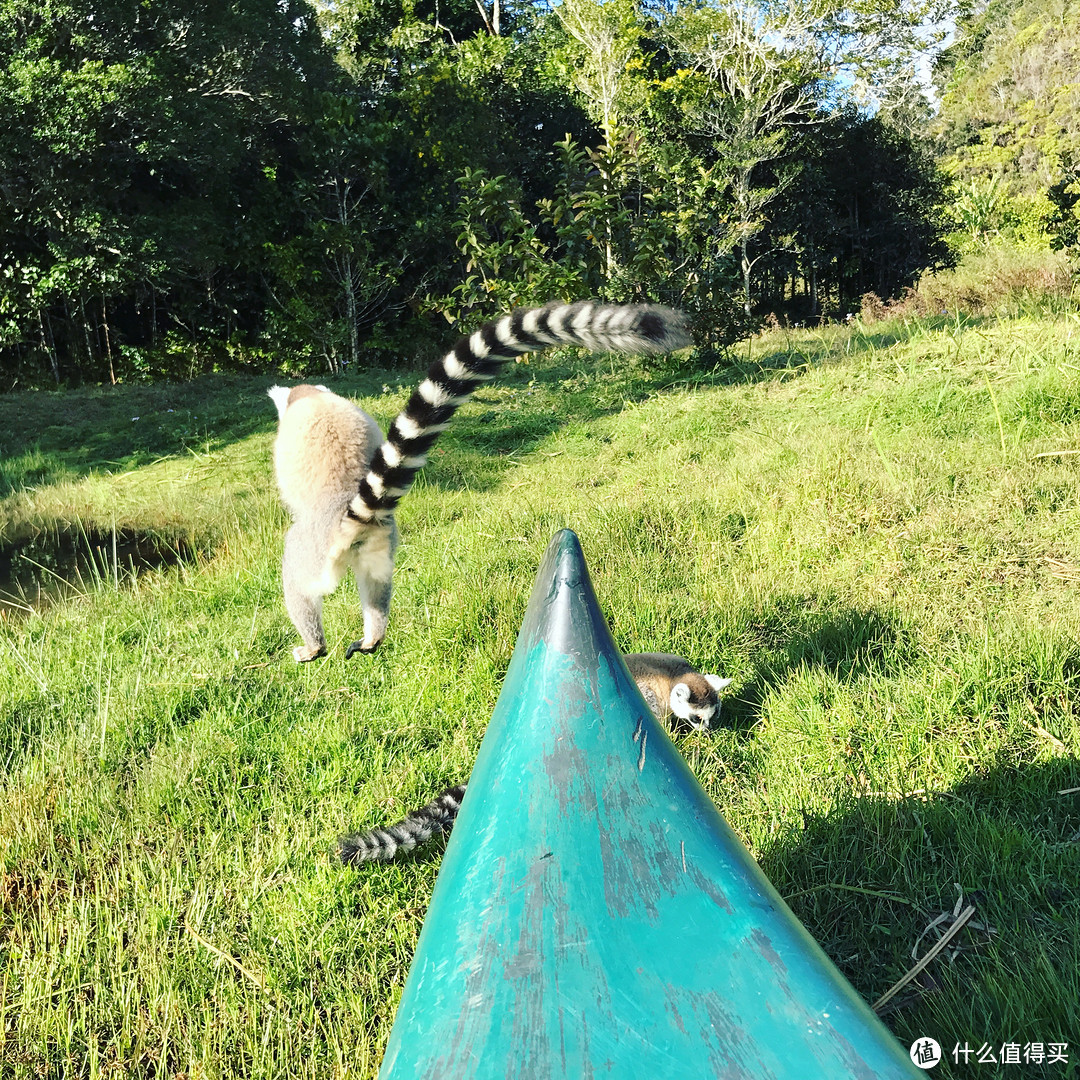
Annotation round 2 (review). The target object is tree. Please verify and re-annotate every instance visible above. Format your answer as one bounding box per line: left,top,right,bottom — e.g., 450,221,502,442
933,0,1080,249
0,0,959,384
554,0,644,144
264,96,411,374
0,0,337,384
659,0,821,315
767,111,950,315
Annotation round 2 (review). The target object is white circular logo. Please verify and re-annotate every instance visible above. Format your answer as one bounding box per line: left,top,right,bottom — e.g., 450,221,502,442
910,1038,942,1069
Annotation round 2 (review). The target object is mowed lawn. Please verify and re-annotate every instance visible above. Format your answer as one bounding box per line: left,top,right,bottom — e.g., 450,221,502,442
1,313,1079,1078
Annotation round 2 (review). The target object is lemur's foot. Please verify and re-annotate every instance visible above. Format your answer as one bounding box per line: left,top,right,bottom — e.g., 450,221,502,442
293,644,327,662
345,638,381,659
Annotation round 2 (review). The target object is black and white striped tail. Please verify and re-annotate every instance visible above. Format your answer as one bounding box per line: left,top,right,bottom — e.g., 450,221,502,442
338,784,467,864
347,301,691,524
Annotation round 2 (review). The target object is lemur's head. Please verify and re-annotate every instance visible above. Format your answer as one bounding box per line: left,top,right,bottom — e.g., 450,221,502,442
267,383,330,421
669,673,733,731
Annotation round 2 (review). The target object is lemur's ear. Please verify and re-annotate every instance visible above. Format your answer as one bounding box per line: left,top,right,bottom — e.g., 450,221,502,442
267,385,292,420
704,674,733,692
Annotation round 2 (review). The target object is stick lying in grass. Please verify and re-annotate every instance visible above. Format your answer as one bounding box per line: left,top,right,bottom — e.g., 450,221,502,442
873,885,994,1015
872,905,976,1013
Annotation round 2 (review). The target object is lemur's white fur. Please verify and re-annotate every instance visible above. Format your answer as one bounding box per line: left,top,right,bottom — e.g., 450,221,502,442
667,673,732,728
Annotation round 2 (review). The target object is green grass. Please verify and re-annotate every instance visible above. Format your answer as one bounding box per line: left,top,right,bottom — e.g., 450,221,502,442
2,312,1080,1078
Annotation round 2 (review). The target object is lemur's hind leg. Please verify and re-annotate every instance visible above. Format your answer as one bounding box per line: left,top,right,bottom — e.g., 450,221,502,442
282,523,329,662
345,523,397,658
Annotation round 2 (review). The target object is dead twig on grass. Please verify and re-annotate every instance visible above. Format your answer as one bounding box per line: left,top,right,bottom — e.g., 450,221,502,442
872,886,995,1015
784,883,920,907
872,905,976,1014
185,919,271,994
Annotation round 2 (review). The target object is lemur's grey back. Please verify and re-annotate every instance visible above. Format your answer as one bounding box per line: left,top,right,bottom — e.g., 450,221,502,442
347,302,691,526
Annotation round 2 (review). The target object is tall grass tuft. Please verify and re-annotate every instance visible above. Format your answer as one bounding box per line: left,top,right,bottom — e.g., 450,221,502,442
860,243,1077,324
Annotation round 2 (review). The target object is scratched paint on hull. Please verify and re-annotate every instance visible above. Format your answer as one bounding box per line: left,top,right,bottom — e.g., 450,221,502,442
378,530,920,1080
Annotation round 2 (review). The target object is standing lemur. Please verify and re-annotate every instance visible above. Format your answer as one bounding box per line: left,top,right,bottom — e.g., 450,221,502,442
338,652,733,865
269,301,691,661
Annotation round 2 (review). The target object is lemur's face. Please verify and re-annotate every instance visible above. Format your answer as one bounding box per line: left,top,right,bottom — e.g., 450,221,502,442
668,674,733,731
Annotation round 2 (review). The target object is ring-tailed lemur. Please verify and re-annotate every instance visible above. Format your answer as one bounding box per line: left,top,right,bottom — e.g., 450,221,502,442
269,302,691,662
338,653,732,864
624,653,732,733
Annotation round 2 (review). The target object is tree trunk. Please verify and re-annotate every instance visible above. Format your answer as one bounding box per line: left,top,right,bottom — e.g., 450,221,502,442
101,296,117,384
39,310,60,385
79,294,95,373
473,0,499,35
740,237,752,317
344,251,359,374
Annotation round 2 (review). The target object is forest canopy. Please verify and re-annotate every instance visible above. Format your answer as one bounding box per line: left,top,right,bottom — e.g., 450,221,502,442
0,0,1071,387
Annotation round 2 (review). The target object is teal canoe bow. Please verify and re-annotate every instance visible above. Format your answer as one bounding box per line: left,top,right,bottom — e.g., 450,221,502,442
378,530,921,1079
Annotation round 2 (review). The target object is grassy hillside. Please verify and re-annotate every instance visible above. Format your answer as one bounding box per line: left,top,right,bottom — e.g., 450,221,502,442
2,313,1079,1078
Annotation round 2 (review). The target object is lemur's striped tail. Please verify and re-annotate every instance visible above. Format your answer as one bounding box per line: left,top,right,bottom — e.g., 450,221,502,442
338,784,468,864
348,301,691,524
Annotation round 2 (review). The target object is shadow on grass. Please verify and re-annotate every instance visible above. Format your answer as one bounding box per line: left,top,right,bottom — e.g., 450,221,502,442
721,596,917,731
758,756,1080,1071
0,312,992,501
0,350,708,502
0,323,862,508
0,524,198,615
721,313,989,388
